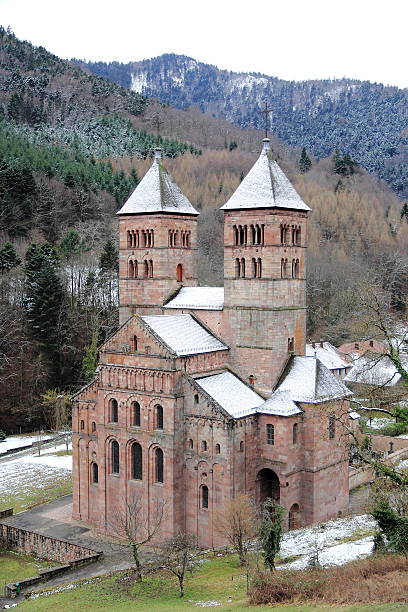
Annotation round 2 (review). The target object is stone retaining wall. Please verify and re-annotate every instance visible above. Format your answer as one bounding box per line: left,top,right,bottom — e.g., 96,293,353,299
349,445,408,490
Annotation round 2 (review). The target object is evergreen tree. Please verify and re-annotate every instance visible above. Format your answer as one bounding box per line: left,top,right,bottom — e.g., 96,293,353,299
299,147,312,173
82,327,99,382
259,500,284,570
400,202,408,221
24,243,66,381
0,242,21,273
99,239,119,273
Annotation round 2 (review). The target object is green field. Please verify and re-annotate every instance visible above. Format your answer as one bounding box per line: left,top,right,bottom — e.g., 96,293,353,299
0,552,57,586
16,554,408,612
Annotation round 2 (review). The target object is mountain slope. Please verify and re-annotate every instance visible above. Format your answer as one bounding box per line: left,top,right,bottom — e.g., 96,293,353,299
74,54,408,196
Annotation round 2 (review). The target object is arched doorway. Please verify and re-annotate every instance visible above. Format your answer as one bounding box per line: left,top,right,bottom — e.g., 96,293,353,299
257,468,280,505
176,264,183,282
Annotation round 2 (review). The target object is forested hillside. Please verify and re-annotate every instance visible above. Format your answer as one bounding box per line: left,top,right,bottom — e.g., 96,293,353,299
1,29,408,434
75,54,408,196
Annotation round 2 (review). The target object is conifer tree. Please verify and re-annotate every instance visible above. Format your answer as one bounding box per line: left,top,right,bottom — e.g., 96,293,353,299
24,243,66,381
0,243,21,273
259,500,284,570
299,147,312,173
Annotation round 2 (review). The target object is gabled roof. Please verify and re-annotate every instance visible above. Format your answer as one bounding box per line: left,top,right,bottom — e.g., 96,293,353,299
117,149,199,216
194,371,263,418
220,139,311,212
306,341,351,370
140,314,228,356
277,356,352,403
164,286,224,311
257,389,302,417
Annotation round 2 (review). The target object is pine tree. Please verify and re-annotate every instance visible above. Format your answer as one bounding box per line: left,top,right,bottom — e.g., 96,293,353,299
82,327,99,382
24,243,66,381
259,500,284,570
99,239,119,273
0,242,21,273
299,147,312,173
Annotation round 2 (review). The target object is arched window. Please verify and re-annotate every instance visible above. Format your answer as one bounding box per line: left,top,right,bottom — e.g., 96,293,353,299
149,260,153,278
186,232,191,248
257,258,262,278
289,503,300,530
240,258,245,278
131,442,143,480
293,423,298,444
176,264,183,282
288,337,294,352
91,462,98,484
155,447,164,483
281,258,288,278
239,441,244,452
295,259,300,278
280,224,284,244
252,258,257,278
91,421,96,432
329,413,336,439
239,225,245,245
235,258,241,278
266,424,275,445
143,260,149,278
141,230,147,247
201,440,207,452
201,485,209,509
194,394,199,404
133,335,138,352
80,419,84,430
248,374,255,386
296,226,301,245
127,231,132,248
155,405,164,430
188,438,193,449
128,260,134,278
109,398,118,423
174,231,179,247
215,443,220,454
150,230,154,247
132,402,141,427
233,225,238,245
250,224,255,244
111,440,119,473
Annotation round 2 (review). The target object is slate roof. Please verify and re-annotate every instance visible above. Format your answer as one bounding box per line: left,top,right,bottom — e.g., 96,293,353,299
220,139,311,212
117,149,199,216
164,286,224,311
140,314,228,356
257,389,303,417
194,372,302,419
194,371,263,418
306,341,351,371
277,356,352,403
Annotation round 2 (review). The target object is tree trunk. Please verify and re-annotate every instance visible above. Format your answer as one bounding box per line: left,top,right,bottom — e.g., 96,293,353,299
178,575,184,597
132,544,142,581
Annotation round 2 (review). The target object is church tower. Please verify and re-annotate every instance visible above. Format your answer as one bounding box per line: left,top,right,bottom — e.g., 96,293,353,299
117,149,199,324
221,139,311,395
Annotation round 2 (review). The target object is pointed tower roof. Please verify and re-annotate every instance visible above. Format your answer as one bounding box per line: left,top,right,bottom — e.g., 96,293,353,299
220,139,311,212
117,148,199,216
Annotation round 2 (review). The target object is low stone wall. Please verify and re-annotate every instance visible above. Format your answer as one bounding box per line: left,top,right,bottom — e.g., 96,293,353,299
0,523,103,597
0,524,99,563
368,433,408,454
349,445,408,490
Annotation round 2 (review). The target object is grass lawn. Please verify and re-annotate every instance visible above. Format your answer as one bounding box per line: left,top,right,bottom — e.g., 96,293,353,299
0,552,57,586
16,554,408,612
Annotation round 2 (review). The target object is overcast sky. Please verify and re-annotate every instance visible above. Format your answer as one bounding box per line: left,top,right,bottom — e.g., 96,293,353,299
1,0,407,88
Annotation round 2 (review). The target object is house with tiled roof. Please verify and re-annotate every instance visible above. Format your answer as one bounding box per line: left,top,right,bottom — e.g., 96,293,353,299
72,140,352,547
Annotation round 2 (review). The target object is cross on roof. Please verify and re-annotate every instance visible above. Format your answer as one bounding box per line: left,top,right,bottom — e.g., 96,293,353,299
262,101,272,138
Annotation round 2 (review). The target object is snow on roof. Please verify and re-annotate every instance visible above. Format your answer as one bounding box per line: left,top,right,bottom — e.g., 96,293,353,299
344,353,403,386
306,342,351,370
277,356,352,403
164,286,224,310
141,314,228,356
194,371,263,418
349,410,361,420
257,389,302,417
117,149,199,216
220,139,311,212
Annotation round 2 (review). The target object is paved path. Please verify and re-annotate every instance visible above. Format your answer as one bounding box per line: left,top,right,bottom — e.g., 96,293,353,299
1,496,137,590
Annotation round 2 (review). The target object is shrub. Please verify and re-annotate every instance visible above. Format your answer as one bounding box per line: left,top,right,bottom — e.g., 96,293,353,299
379,422,407,437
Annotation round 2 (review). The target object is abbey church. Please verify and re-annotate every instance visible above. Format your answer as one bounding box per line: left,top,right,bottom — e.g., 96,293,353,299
72,139,352,548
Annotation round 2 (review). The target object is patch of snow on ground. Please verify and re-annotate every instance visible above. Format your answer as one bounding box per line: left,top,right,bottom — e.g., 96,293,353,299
364,417,395,430
0,434,54,453
194,602,222,608
397,434,408,439
0,460,71,506
397,459,408,470
278,514,376,569
12,443,72,470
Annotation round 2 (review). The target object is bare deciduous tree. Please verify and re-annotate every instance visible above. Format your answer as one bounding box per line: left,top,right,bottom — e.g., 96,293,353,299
215,493,257,566
160,532,198,597
109,493,166,582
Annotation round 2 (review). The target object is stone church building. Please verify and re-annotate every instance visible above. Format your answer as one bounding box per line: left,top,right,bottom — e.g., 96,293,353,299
72,139,352,547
